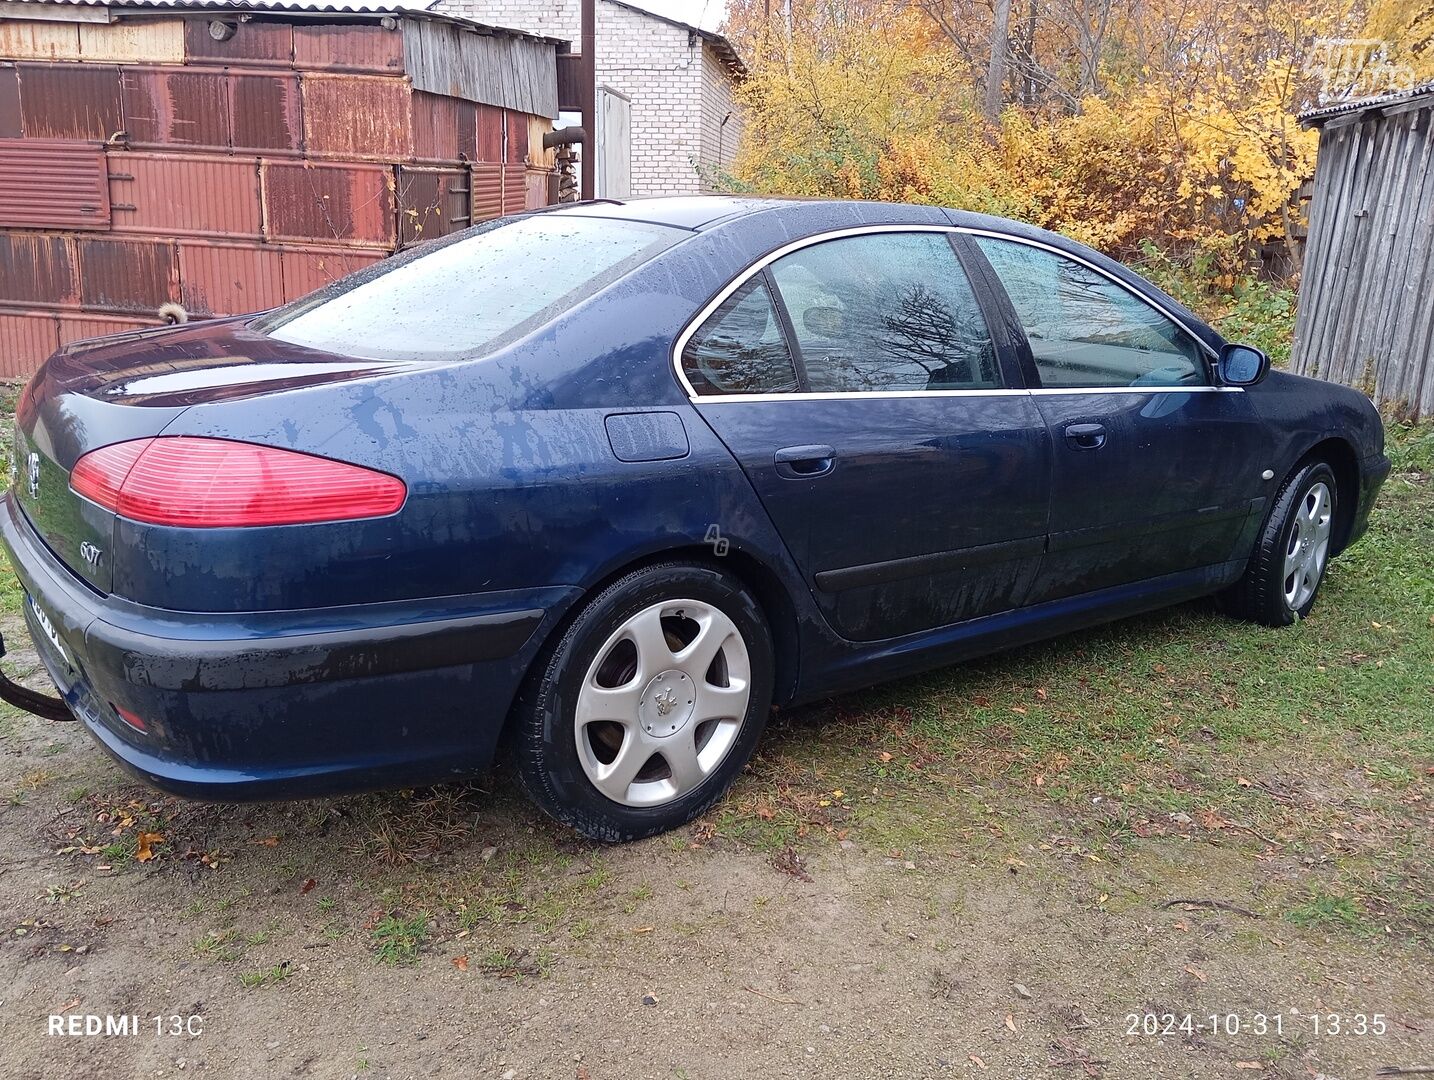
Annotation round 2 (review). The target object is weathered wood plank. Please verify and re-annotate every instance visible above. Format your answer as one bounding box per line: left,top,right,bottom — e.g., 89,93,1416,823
1296,90,1434,417
401,21,558,118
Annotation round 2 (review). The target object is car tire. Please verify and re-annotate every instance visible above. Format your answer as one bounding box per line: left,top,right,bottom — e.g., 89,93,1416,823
1221,460,1339,627
512,561,774,842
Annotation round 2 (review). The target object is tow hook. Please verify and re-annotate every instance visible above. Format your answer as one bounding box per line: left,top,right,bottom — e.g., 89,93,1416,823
0,632,75,721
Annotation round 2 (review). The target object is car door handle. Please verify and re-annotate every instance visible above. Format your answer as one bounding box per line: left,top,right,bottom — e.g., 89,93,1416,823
1064,423,1107,450
774,444,836,478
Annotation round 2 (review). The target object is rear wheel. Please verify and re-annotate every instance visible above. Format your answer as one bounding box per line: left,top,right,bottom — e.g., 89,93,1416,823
513,562,773,841
1222,461,1338,626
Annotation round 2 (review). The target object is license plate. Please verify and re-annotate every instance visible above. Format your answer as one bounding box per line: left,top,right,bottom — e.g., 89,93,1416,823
28,594,70,667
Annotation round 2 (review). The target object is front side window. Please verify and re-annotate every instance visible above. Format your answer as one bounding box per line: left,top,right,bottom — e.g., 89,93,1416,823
681,276,801,396
974,236,1207,388
257,215,682,362
768,232,999,393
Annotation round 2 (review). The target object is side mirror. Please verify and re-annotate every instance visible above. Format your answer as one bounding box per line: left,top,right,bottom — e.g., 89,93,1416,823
1218,343,1270,386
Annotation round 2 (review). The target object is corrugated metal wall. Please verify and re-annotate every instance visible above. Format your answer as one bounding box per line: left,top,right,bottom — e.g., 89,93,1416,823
1292,95,1434,420
0,12,558,376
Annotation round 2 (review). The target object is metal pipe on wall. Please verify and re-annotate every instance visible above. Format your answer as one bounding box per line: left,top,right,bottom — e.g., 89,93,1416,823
580,0,596,200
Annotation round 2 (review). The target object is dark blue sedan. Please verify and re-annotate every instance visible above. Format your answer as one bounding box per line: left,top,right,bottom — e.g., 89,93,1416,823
0,197,1390,840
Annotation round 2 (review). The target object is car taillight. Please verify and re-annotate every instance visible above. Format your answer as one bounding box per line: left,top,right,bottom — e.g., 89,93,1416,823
70,437,406,527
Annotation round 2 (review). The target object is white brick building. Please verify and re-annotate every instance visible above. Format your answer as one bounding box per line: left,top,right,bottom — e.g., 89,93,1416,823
437,0,745,196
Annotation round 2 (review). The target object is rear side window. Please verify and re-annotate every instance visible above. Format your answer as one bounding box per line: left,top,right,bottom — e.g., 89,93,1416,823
975,236,1207,388
681,276,801,396
257,215,682,362
768,232,999,393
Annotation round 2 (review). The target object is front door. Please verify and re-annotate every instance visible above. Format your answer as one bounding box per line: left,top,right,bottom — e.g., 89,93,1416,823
969,234,1273,603
680,229,1051,642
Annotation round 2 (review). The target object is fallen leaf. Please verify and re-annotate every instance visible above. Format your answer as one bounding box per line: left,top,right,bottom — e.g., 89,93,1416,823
632,926,654,934
1197,808,1229,830
1234,1063,1262,1071
577,1068,591,1080
135,832,164,863
452,955,469,972
1004,1013,1017,1033
1185,965,1208,982
877,751,893,762
1013,982,1032,999
1173,919,1190,932
300,878,317,895
253,836,280,847
1236,777,1251,787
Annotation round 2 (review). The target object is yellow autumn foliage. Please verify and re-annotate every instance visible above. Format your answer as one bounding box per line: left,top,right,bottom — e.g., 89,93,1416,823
724,0,1381,280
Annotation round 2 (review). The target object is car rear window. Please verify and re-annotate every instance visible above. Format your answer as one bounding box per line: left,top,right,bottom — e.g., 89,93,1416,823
255,215,683,362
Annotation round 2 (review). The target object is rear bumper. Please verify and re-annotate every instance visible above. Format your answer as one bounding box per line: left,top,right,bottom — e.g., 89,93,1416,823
0,493,575,800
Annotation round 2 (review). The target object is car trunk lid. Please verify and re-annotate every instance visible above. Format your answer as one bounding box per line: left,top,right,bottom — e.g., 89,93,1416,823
12,319,421,596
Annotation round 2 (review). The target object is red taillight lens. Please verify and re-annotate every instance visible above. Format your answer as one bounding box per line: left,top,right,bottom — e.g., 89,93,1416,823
70,437,406,527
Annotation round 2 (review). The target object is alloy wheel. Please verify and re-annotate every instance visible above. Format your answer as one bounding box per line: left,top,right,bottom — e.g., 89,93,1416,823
1283,480,1333,611
574,598,751,807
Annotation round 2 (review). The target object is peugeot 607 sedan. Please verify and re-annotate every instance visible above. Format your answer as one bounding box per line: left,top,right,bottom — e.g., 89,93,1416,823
0,197,1389,841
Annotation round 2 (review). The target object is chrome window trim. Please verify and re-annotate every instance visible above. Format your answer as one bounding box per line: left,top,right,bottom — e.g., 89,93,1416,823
670,222,1225,403
1028,385,1242,396
691,385,1242,406
692,389,1029,405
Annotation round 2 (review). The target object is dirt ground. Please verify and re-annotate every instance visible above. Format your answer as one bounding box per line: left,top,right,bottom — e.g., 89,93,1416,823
1,609,1429,1080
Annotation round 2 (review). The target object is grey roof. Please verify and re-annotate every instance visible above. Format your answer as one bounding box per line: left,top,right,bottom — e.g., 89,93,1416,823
1299,81,1434,126
601,0,745,75
0,0,565,44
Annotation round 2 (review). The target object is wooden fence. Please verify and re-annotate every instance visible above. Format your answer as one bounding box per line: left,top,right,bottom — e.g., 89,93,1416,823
1293,86,1434,420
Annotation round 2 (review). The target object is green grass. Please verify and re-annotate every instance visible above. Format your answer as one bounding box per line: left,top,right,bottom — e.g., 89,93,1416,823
193,928,242,963
371,912,428,965
238,963,293,989
1286,891,1370,932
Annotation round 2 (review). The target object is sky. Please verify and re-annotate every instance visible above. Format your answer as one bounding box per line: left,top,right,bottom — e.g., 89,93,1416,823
621,0,727,32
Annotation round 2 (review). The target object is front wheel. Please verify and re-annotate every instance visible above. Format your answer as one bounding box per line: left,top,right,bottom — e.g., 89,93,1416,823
512,562,773,841
1222,461,1338,626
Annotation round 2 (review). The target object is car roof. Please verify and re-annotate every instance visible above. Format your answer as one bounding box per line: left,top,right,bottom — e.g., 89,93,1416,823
542,196,1223,351
545,195,805,230
546,195,1054,240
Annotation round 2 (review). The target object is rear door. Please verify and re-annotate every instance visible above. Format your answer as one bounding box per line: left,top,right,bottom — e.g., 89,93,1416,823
967,233,1272,604
682,227,1051,642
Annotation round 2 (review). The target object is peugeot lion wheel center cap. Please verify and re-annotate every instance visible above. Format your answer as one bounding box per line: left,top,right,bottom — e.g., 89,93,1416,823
639,670,696,738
